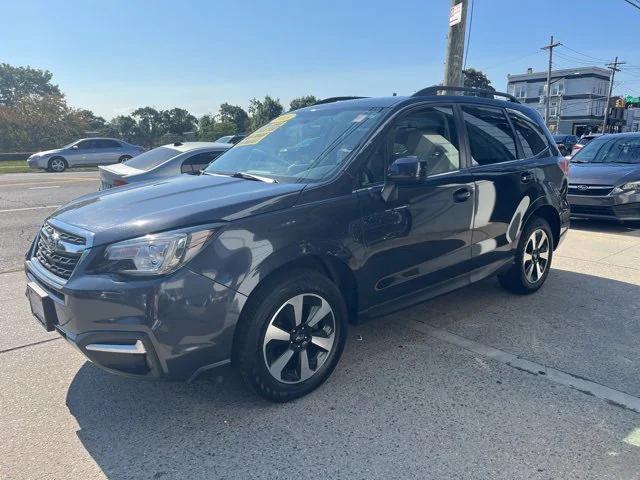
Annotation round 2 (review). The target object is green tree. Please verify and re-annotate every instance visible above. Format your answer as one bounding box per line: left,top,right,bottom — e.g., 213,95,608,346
0,63,62,106
198,114,236,141
77,109,106,132
248,95,284,131
131,107,164,147
218,103,249,133
289,95,317,111
103,115,138,143
161,107,198,135
463,68,495,91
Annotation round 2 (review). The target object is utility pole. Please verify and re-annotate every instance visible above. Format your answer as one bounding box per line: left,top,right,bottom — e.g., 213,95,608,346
541,35,561,126
603,56,625,133
444,0,468,87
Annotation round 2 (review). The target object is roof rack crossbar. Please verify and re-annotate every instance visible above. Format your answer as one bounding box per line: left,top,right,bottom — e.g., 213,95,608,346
313,96,369,105
412,85,520,103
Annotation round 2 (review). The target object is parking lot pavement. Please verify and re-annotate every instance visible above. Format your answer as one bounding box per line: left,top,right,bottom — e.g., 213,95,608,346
1,177,640,479
0,171,99,273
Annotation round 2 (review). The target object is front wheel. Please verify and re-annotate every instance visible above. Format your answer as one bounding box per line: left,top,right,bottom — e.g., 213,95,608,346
118,155,132,163
234,269,348,402
47,157,67,172
498,217,554,294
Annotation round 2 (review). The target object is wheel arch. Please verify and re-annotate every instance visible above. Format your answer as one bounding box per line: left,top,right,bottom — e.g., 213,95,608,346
525,204,561,250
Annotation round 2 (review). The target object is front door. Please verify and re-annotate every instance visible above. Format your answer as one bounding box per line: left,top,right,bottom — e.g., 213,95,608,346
355,105,475,312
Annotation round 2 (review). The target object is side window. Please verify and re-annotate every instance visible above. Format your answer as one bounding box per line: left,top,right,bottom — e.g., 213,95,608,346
97,139,121,149
360,106,460,186
508,109,550,158
462,106,517,166
181,152,222,174
76,140,94,150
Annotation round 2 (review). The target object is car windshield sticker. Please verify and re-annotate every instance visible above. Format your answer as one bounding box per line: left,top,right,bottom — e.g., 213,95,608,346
237,113,296,146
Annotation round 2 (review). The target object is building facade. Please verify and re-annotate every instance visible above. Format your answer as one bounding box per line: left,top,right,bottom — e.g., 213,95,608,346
506,67,612,135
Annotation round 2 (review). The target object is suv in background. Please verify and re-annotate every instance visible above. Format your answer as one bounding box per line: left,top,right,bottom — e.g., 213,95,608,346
25,87,569,402
553,134,578,156
27,138,144,172
98,141,232,190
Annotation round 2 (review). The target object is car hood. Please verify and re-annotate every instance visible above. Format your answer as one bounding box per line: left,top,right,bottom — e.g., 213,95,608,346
49,174,305,246
568,163,640,186
34,148,62,156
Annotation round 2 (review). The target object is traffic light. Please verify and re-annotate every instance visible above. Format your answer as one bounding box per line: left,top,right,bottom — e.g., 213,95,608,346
615,98,625,108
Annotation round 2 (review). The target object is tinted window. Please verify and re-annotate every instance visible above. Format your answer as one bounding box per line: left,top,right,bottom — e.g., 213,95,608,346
462,106,517,165
125,146,180,170
76,140,94,149
361,106,460,186
181,151,223,174
95,139,121,149
508,110,549,158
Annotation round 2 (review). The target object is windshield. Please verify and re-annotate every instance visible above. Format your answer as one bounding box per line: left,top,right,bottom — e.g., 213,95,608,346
124,146,181,170
572,136,640,164
205,106,384,182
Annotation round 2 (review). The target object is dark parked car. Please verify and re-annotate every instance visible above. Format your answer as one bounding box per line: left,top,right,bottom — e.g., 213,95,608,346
568,133,640,222
25,87,569,401
553,134,578,156
98,141,231,190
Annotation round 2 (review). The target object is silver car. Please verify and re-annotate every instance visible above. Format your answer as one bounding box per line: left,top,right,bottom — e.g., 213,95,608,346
98,141,232,190
27,138,144,172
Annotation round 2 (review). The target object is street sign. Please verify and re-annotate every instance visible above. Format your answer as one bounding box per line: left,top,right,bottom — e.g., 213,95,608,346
449,3,463,26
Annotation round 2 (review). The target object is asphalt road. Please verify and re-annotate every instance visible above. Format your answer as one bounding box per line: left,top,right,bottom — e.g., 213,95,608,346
1,171,640,479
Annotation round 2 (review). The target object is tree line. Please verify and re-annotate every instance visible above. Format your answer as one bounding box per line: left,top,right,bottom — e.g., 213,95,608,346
0,63,318,151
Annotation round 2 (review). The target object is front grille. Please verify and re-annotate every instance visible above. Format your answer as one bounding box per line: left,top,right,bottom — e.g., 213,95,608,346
570,205,615,216
33,223,86,280
568,184,614,196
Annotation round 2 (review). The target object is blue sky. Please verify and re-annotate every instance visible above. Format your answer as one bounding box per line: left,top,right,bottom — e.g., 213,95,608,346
2,0,640,119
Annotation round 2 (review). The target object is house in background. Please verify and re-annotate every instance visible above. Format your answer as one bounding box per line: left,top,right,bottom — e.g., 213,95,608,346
506,66,620,136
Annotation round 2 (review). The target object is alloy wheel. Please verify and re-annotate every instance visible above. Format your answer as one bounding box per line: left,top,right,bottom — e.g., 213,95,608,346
523,228,550,284
50,159,65,172
262,293,336,384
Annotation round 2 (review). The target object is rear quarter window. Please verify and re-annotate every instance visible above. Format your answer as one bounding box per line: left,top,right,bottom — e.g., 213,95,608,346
508,109,550,158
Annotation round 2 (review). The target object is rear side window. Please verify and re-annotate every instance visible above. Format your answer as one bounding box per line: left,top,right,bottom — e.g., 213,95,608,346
96,139,121,149
461,106,517,166
181,151,223,174
125,146,180,170
508,109,550,158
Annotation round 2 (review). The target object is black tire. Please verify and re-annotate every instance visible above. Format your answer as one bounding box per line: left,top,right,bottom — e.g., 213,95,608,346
47,157,67,173
119,155,132,163
233,268,348,402
498,217,554,294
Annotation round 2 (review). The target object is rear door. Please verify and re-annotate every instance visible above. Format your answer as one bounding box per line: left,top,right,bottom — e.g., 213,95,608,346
93,139,122,165
355,104,475,311
460,104,534,280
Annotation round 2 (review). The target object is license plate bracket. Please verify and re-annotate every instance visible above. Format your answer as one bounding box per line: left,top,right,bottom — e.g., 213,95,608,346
26,281,57,332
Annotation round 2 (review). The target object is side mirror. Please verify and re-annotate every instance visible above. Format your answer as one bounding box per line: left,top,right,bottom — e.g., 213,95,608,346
386,156,427,184
71,145,79,149
381,156,426,201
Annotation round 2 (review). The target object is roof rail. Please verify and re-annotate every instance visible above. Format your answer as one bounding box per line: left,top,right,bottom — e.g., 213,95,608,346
313,96,368,105
412,85,520,103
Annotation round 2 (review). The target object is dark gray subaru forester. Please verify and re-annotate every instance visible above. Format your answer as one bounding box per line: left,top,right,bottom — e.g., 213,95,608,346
25,87,570,402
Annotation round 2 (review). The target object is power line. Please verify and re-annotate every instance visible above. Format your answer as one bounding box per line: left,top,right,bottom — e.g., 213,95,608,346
622,0,640,11
559,45,609,63
463,0,474,70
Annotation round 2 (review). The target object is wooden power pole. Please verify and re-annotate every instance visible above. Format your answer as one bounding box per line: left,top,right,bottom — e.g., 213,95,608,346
541,35,561,126
444,0,468,87
603,56,625,133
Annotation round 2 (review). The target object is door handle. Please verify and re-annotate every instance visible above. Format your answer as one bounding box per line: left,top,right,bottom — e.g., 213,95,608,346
521,171,534,183
453,187,471,203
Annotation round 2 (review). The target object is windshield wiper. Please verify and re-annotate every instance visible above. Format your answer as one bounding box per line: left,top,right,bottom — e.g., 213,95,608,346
204,171,278,183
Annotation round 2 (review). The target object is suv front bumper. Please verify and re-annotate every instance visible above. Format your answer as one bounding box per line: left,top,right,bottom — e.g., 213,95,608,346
25,259,246,381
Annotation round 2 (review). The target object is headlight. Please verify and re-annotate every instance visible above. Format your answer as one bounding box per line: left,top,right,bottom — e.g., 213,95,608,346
615,181,640,193
101,228,215,276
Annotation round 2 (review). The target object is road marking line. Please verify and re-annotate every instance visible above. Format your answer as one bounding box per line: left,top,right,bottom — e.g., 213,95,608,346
0,178,96,188
0,205,60,213
404,319,640,414
28,185,60,190
0,337,61,355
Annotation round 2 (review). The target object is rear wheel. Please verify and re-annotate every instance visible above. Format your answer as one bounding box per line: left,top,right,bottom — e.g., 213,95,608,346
234,269,348,402
47,157,67,172
118,155,132,163
499,217,553,294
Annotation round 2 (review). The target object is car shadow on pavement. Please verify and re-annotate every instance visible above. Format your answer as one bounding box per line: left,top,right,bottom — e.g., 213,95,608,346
65,269,640,480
